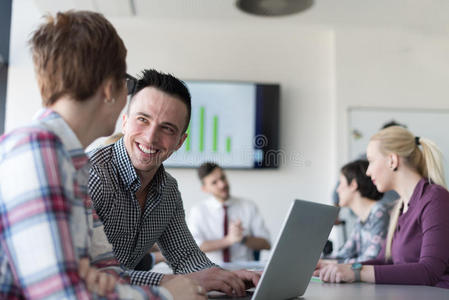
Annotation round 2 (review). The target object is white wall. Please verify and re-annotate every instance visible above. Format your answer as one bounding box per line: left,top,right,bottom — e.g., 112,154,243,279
6,2,337,243
114,18,337,242
335,27,449,166
7,1,449,248
5,0,41,131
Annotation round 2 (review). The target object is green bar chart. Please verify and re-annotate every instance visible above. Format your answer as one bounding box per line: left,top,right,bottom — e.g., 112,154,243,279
213,116,218,152
185,124,191,151
187,106,232,153
164,81,256,168
199,106,205,152
226,137,231,153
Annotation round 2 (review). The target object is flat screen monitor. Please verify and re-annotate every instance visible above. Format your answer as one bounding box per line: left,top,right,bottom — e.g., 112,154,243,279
164,81,280,169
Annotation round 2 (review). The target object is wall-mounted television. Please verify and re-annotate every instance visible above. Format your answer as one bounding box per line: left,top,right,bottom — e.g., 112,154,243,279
164,81,280,169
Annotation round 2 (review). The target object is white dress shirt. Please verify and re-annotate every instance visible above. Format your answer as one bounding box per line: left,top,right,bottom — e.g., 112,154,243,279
187,196,270,263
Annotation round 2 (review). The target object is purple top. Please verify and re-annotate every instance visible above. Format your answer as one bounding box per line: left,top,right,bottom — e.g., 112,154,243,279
363,178,449,288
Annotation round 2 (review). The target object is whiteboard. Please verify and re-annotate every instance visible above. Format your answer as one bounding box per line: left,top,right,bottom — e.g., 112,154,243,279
348,107,449,182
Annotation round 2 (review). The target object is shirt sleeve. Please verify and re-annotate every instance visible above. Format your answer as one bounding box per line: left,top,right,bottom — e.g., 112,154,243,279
88,164,106,217
0,131,93,299
157,188,217,274
128,270,165,286
373,192,449,285
248,202,270,243
355,206,389,262
362,242,390,266
88,187,169,291
186,205,206,246
336,226,358,263
0,131,168,300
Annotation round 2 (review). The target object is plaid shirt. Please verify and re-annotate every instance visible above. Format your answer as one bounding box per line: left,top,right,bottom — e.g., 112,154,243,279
336,202,391,263
0,109,166,299
88,139,216,286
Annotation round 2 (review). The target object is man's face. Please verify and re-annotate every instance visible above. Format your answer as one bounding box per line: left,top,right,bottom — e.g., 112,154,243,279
122,87,187,176
202,168,230,201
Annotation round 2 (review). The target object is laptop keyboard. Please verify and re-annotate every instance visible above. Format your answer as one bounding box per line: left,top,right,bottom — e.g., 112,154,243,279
208,290,254,299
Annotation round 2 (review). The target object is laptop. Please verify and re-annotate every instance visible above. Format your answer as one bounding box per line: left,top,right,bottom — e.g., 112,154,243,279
208,199,339,300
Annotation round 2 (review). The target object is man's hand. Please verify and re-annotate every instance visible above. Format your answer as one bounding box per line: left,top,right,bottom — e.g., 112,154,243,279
163,267,260,297
78,258,116,296
226,220,244,245
230,269,261,289
161,275,206,300
186,267,246,296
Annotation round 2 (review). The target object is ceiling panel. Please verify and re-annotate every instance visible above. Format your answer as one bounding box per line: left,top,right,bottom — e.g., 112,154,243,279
32,0,449,34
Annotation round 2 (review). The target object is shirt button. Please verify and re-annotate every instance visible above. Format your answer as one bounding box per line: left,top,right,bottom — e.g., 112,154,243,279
397,225,401,232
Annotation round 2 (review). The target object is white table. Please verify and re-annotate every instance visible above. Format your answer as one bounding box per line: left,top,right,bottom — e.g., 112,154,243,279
303,281,448,300
154,262,448,299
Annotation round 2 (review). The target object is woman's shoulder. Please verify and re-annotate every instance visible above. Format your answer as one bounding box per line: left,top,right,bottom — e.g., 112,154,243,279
423,181,449,198
420,181,449,209
416,181,449,226
371,201,392,215
0,125,62,158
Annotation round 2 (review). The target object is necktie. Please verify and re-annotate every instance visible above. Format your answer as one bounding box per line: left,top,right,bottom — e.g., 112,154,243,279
223,204,230,262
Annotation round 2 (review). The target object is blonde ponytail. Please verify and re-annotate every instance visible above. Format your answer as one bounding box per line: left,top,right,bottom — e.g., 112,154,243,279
370,126,446,261
419,137,446,188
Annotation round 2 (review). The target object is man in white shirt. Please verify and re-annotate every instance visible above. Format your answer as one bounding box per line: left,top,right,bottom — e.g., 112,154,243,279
188,162,271,264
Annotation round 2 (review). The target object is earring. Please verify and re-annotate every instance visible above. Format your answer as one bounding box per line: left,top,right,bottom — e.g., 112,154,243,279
393,166,398,172
104,98,116,104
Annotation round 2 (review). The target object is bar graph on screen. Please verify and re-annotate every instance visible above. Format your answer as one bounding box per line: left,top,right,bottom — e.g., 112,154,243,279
164,81,280,169
184,107,233,154
165,81,255,168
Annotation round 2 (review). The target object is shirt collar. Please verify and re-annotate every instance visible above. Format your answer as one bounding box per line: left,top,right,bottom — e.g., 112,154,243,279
34,109,88,170
363,201,382,224
408,177,428,208
207,196,236,209
112,138,167,192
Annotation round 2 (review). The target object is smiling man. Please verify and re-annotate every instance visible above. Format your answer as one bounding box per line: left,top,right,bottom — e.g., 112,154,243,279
88,69,259,296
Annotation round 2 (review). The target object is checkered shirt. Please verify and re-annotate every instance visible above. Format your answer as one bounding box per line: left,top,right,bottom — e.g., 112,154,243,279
88,138,216,285
0,109,166,299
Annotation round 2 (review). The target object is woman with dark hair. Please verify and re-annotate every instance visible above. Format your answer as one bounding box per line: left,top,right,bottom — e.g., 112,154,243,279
335,160,391,263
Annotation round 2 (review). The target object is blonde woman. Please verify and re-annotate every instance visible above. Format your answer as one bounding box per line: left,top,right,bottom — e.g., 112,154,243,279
103,132,124,145
316,126,449,288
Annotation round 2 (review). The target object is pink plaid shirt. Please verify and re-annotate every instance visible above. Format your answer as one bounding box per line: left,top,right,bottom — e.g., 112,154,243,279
0,109,167,299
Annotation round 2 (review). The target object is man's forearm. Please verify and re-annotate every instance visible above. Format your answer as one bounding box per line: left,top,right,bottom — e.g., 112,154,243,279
244,237,271,250
129,269,165,286
200,237,233,252
154,251,166,264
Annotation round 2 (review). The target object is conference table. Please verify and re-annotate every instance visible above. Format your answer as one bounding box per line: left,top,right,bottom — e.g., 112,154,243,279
153,262,449,299
302,281,448,300
208,280,448,300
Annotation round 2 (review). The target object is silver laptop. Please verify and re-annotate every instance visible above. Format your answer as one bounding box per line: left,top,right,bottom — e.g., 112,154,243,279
208,199,339,300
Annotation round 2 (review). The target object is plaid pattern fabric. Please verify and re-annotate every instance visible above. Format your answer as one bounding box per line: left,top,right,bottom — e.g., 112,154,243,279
0,109,165,300
89,138,216,286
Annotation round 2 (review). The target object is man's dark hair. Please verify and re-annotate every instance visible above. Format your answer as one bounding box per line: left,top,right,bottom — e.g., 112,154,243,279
198,162,221,182
381,120,407,130
128,69,191,132
341,159,383,200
